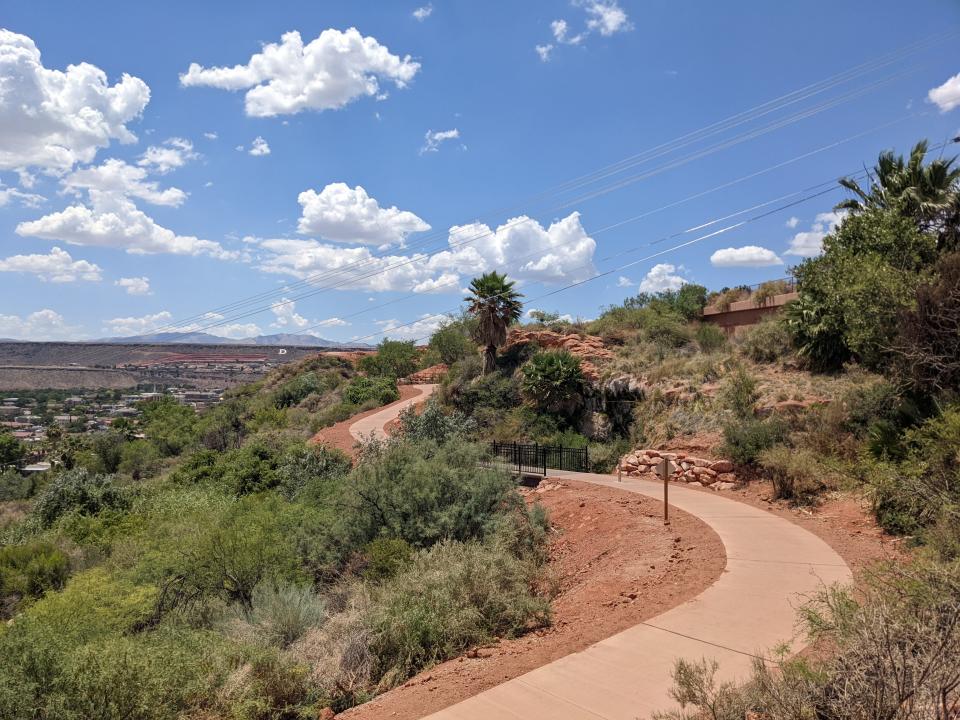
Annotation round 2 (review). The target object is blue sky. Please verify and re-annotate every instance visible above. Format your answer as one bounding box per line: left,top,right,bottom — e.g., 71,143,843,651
1,0,959,343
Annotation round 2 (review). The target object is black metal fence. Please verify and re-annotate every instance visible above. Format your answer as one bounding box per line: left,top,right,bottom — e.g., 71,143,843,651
489,442,589,475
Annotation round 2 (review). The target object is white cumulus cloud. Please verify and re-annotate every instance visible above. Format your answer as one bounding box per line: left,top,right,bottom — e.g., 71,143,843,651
0,246,102,283
710,245,783,267
179,28,420,117
115,276,151,295
785,211,845,258
256,210,596,293
580,0,631,36
785,216,799,229
138,137,198,173
616,275,633,287
0,184,45,208
535,44,554,62
420,128,460,154
62,159,187,207
297,183,430,246
928,72,960,113
16,191,234,258
413,4,433,21
248,136,271,156
270,297,309,329
639,263,685,292
375,314,443,340
0,309,80,340
0,29,149,176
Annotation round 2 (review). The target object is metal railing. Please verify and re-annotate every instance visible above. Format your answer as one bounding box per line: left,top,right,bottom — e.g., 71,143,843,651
489,442,589,476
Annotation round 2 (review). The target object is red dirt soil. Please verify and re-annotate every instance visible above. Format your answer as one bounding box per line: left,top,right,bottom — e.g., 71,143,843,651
340,479,726,720
309,385,423,457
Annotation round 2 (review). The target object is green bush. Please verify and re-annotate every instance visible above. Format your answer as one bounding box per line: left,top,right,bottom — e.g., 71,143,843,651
738,318,792,363
369,540,549,682
427,317,476,365
719,367,759,419
694,323,727,353
357,340,420,379
0,542,70,616
396,400,476,445
139,397,198,457
31,469,130,528
244,583,326,648
273,371,324,408
520,350,585,415
721,419,788,465
309,440,526,576
344,376,400,406
363,538,414,582
757,446,833,502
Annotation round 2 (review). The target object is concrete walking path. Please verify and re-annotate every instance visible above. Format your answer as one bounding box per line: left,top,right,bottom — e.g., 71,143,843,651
345,397,852,718
421,469,852,720
349,383,438,442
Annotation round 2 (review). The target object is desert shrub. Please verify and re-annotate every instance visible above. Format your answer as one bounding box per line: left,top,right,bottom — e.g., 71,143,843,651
274,444,351,501
156,496,306,616
758,446,833,502
309,440,527,577
643,312,694,349
119,439,161,480
273,371,324,408
357,340,420,379
520,350,585,415
363,538,414,582
751,279,792,306
216,646,313,720
426,316,476,365
710,287,749,312
0,542,70,616
719,367,759,419
344,376,399,406
656,561,960,720
197,398,250,452
396,399,476,445
243,583,327,648
0,467,37,501
450,370,520,416
895,251,960,394
369,540,549,682
721,418,788,465
31,468,130,528
139,397,198,456
694,323,727,353
738,317,792,363
588,437,632,473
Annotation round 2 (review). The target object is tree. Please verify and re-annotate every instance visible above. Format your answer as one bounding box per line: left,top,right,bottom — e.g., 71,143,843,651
787,207,935,371
357,339,420,379
0,432,25,469
838,139,960,251
465,272,523,374
894,252,960,394
139,397,197,456
427,316,476,365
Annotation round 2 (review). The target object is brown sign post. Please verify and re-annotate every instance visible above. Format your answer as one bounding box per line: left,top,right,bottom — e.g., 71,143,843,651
654,457,676,525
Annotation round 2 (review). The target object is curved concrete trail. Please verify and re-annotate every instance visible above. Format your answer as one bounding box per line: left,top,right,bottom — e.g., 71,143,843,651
424,469,852,720
348,383,437,442
348,396,852,719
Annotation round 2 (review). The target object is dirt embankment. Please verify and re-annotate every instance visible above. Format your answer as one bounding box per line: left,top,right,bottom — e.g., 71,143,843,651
342,479,726,720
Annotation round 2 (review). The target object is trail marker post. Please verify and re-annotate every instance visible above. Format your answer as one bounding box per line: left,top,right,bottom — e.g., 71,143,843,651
654,457,676,525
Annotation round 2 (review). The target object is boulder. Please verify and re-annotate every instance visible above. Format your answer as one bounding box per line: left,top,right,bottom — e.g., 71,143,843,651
710,460,734,473
713,481,736,491
717,473,737,483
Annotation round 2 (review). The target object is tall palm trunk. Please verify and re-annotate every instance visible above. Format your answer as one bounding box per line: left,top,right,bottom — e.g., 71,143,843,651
482,344,497,374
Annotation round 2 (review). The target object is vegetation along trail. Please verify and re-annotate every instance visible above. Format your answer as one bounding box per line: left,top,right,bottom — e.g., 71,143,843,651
417,469,851,720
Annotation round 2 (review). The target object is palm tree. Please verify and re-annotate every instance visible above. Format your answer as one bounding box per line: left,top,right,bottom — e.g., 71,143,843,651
465,271,523,374
837,140,960,248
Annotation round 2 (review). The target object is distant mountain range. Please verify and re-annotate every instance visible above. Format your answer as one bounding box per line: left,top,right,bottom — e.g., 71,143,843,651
95,331,371,348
